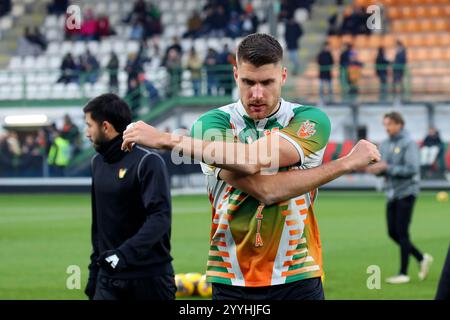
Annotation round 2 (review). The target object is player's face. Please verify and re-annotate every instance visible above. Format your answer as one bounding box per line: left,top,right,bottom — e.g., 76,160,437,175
85,112,107,149
383,117,402,137
234,61,287,120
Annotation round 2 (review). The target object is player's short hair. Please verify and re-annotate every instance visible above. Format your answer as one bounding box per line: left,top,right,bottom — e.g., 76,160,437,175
83,93,131,133
384,111,405,126
236,33,283,67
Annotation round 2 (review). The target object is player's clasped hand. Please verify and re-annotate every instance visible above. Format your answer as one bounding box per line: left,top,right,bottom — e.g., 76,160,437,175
345,139,381,171
122,121,165,152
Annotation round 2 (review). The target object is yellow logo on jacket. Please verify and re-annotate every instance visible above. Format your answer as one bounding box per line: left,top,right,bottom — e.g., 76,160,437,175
119,168,127,179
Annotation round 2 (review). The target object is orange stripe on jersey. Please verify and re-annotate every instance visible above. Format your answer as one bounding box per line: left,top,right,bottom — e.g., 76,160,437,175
218,224,229,230
289,239,300,246
281,265,320,277
215,233,226,239
213,214,220,220
289,229,300,236
282,210,292,216
228,204,240,211
295,198,305,206
207,261,232,268
286,249,302,256
223,214,233,221
209,250,230,258
218,203,223,209
206,271,235,279
286,220,298,226
211,241,227,247
283,257,309,267
299,209,308,215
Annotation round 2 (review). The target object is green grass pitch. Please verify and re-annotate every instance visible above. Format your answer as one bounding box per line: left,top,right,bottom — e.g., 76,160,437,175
0,191,448,300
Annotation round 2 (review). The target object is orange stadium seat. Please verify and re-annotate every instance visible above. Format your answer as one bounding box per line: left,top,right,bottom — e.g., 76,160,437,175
328,36,341,50
367,34,382,48
388,6,401,19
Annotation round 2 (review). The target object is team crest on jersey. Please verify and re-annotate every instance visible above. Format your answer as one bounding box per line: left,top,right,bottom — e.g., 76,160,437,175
118,168,127,179
298,120,316,139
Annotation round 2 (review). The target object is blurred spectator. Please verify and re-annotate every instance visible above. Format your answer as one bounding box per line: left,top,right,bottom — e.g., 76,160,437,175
143,1,162,38
210,5,228,37
126,77,142,118
57,53,79,84
226,11,241,38
47,0,68,15
421,127,444,178
375,47,390,101
162,37,183,67
138,73,160,108
79,49,100,84
47,131,71,177
80,8,98,41
186,47,203,96
27,27,48,51
125,52,144,86
317,42,334,104
20,135,43,177
165,48,182,98
97,15,114,38
204,48,219,95
183,11,203,39
217,44,235,96
21,134,40,156
347,51,363,100
393,40,407,98
124,0,147,24
341,5,370,35
6,131,21,157
279,0,297,21
327,11,339,35
0,0,11,17
17,27,43,57
0,132,19,177
339,43,352,100
284,18,303,75
240,12,258,36
130,19,145,40
107,52,120,93
229,0,244,16
62,114,81,157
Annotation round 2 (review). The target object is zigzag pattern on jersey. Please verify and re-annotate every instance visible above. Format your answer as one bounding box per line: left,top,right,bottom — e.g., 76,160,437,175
278,193,320,281
206,186,248,283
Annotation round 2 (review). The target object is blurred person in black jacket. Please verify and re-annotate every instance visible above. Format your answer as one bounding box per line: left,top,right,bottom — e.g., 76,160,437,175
83,93,175,300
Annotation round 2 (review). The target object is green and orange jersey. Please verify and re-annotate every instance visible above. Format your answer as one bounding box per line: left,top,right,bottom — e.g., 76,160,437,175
190,99,331,287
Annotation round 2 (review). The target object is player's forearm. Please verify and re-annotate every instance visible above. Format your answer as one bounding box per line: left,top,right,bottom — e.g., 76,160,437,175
221,157,352,205
161,134,261,174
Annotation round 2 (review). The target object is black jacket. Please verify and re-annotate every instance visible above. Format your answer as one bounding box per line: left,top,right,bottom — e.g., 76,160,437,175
317,50,334,80
88,135,173,279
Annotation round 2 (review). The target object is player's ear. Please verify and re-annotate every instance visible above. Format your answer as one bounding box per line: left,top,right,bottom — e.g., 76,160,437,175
281,66,287,85
233,65,238,83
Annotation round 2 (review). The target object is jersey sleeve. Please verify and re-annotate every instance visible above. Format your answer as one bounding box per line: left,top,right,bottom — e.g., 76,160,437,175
190,108,234,142
190,108,234,175
276,106,331,165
